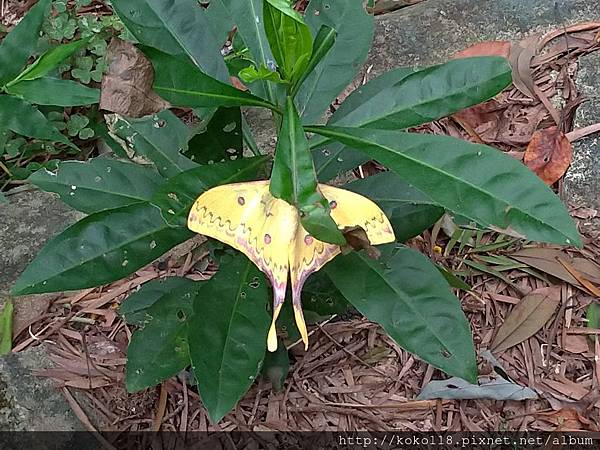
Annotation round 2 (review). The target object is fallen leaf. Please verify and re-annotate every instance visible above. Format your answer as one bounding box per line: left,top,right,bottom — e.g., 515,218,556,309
230,76,248,91
100,38,171,117
509,247,600,292
509,34,539,98
453,40,512,59
524,126,573,185
536,409,585,431
491,286,561,353
562,334,589,354
418,376,537,401
343,227,381,259
556,257,600,297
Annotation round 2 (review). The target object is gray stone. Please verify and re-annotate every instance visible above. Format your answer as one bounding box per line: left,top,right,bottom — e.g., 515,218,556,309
0,189,83,296
564,50,600,236
0,191,91,434
0,345,83,431
368,0,600,74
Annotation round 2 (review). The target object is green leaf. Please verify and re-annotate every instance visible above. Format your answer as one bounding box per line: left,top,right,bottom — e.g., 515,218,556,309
345,172,444,242
111,110,196,178
0,95,70,146
11,202,193,296
290,25,336,98
587,303,600,341
270,97,344,245
29,157,163,214
311,57,512,179
238,65,286,85
308,127,581,247
212,0,278,102
325,246,477,382
302,271,351,317
6,78,100,106
263,0,312,82
152,156,268,227
8,38,89,85
0,0,51,86
123,277,201,392
264,0,303,22
437,265,472,291
185,107,243,164
13,157,267,295
0,192,7,204
0,297,13,355
110,0,229,81
261,339,289,391
120,277,196,325
337,57,511,130
188,253,270,423
296,0,374,123
145,48,277,111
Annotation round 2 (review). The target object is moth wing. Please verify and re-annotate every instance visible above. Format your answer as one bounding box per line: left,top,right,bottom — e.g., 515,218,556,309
319,184,396,245
188,180,298,352
288,226,340,350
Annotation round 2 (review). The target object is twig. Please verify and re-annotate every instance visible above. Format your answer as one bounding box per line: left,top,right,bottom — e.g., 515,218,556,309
152,383,168,432
61,387,118,450
566,123,600,142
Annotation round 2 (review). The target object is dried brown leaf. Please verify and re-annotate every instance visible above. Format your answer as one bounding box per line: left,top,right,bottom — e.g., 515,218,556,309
453,40,512,59
491,286,561,353
524,126,572,185
509,34,538,98
100,38,171,117
509,247,600,291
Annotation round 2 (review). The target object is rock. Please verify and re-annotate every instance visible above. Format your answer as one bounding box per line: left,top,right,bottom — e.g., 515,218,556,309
0,189,83,297
0,345,83,432
0,191,97,435
368,0,600,74
564,50,600,237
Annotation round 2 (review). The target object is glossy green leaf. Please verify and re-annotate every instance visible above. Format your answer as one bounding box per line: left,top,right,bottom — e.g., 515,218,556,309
312,58,512,179
308,127,581,247
188,253,270,423
152,156,268,227
0,0,51,85
123,277,202,392
185,107,243,164
265,0,303,22
270,97,344,245
325,246,477,382
296,0,373,123
291,25,336,98
8,38,89,85
6,78,100,106
261,339,289,391
0,95,70,145
0,297,13,355
263,1,312,82
212,0,278,102
11,202,193,295
111,110,196,178
302,271,351,317
146,48,276,111
437,265,472,291
110,0,229,81
345,172,444,242
238,65,286,85
29,157,163,214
